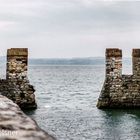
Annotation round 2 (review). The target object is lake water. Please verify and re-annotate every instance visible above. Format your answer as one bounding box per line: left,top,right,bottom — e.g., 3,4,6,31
24,64,140,140
1,60,140,140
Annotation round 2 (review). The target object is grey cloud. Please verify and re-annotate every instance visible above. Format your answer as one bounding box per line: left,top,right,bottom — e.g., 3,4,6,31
0,0,140,57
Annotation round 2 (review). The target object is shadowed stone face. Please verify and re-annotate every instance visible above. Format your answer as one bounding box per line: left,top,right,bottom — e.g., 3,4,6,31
0,95,54,140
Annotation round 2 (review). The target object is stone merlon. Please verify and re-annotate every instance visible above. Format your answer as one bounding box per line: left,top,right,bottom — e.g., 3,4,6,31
97,48,140,108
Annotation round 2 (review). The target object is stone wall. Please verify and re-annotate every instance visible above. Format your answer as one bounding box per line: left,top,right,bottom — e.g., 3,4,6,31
0,48,37,109
97,48,140,108
0,95,54,140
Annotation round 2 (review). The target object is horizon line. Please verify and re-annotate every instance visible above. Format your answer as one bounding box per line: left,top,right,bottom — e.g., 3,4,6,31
0,56,132,59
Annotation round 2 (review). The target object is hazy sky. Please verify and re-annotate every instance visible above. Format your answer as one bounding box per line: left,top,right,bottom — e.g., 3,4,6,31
0,0,140,58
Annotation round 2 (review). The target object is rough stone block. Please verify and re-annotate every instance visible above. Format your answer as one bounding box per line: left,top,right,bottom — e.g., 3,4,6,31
7,48,28,57
106,48,122,58
132,49,140,57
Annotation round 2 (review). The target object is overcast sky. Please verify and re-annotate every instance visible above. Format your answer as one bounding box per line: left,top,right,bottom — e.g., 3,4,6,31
0,0,140,58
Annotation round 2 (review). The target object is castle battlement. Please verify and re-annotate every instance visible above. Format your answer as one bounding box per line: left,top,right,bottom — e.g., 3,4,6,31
0,48,37,109
97,48,140,108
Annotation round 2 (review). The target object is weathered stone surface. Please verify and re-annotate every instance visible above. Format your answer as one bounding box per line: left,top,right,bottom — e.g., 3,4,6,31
0,79,37,109
97,48,140,109
106,48,122,58
0,48,37,109
0,95,55,140
7,48,28,56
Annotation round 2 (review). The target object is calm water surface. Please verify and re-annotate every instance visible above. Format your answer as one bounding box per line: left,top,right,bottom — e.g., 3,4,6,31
2,64,140,140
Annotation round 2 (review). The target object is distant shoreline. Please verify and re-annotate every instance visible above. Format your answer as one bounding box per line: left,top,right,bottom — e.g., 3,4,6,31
0,56,132,65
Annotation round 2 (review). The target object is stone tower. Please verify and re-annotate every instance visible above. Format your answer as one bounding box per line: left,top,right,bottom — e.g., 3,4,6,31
0,48,37,109
97,48,122,108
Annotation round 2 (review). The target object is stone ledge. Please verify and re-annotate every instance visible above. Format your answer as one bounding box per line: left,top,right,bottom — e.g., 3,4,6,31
132,49,140,57
0,95,55,140
7,48,28,56
106,48,122,58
